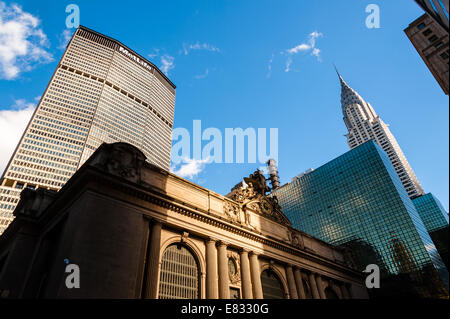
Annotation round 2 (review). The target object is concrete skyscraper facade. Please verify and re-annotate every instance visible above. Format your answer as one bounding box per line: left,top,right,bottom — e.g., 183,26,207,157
337,71,425,199
0,26,176,234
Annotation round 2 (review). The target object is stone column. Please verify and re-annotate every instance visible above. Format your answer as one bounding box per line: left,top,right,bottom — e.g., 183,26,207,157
331,281,343,299
217,241,230,299
308,272,320,299
240,249,253,299
316,275,327,299
293,268,306,299
249,252,263,299
286,265,298,299
146,220,162,299
341,284,351,299
206,238,219,299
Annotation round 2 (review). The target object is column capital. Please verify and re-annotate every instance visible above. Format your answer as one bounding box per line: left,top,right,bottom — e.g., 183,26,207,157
206,237,218,243
150,218,163,225
285,263,294,269
248,251,260,257
216,240,229,247
239,247,250,254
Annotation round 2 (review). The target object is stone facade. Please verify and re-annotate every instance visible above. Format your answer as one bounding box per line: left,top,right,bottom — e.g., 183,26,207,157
0,142,368,299
405,13,449,95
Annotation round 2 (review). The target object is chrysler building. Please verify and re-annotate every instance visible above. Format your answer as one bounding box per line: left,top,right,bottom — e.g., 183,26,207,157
337,70,424,199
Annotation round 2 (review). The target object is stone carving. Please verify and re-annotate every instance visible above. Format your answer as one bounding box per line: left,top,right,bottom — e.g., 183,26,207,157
288,229,305,250
227,251,241,285
89,142,146,184
226,170,291,227
230,184,256,203
180,231,189,243
223,201,241,224
243,170,270,196
14,188,57,219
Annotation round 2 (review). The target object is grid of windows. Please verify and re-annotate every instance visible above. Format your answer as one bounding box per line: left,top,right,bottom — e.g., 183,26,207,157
274,141,448,297
412,193,449,233
0,26,175,234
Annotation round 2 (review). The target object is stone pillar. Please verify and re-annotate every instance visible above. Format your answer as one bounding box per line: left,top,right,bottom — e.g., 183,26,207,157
308,272,320,299
341,284,351,299
206,238,219,299
249,252,263,299
146,220,162,299
316,275,327,299
240,249,253,299
286,265,298,299
293,268,306,299
217,241,230,299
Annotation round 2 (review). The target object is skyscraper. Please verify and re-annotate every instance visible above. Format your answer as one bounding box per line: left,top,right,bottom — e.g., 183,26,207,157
337,70,425,199
412,193,449,268
0,26,176,234
273,141,449,298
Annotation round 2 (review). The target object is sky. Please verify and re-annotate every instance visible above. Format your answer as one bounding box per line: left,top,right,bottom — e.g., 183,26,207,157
0,0,448,210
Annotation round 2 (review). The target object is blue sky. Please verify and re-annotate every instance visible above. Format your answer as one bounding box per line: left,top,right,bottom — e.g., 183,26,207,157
0,0,448,210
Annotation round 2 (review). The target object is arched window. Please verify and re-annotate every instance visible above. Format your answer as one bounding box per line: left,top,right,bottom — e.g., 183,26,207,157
158,244,199,299
325,287,339,299
260,269,285,299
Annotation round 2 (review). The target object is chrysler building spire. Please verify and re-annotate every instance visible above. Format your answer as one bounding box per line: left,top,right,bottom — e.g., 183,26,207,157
337,70,424,199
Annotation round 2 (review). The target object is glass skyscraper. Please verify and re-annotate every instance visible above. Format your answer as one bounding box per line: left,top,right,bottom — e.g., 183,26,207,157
413,193,449,268
273,141,448,298
0,26,176,234
337,70,425,198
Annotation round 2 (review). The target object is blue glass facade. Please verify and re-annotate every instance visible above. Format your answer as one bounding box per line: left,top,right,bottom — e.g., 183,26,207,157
274,141,448,298
412,193,449,233
413,193,449,270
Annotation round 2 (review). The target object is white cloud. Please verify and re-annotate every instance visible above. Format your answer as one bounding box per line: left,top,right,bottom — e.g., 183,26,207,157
0,2,53,79
57,29,74,50
284,31,323,72
0,99,36,175
160,54,174,75
171,157,210,179
182,42,220,55
194,68,209,79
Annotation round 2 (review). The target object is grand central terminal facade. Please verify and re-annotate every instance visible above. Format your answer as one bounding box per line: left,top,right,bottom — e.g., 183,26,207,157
0,143,368,299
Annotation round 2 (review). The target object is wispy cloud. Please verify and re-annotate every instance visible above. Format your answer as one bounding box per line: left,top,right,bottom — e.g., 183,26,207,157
148,48,160,59
0,2,53,79
171,157,210,179
182,42,220,55
0,99,36,175
194,68,209,80
57,29,74,50
283,31,323,73
266,53,274,78
160,54,175,75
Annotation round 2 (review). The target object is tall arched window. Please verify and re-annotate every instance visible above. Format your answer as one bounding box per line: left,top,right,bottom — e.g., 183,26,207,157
260,269,285,299
158,244,199,299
